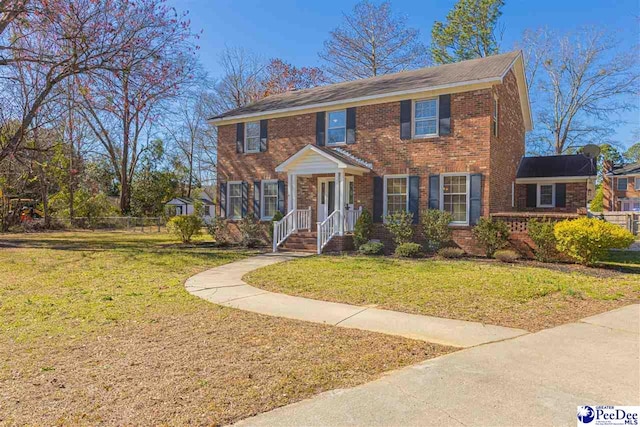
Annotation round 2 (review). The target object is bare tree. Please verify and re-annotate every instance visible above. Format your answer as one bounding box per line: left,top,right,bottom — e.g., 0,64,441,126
318,0,428,81
210,47,264,113
524,28,639,154
0,0,27,37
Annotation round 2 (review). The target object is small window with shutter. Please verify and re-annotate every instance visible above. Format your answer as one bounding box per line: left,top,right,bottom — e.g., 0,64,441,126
227,182,243,219
244,121,260,153
413,98,438,137
537,183,555,208
326,110,347,145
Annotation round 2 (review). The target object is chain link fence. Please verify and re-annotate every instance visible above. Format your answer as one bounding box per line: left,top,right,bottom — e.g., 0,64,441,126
54,216,166,232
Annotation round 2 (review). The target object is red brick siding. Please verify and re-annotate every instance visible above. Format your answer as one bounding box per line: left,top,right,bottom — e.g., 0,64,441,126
514,182,587,213
604,175,640,211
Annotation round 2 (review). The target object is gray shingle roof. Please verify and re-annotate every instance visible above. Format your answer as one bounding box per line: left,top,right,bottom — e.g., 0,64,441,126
516,155,597,178
212,51,521,121
610,162,640,175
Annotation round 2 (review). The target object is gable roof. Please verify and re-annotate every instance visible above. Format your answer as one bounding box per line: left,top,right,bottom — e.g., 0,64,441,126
516,154,597,179
610,162,640,176
165,197,214,205
211,51,532,130
275,144,370,174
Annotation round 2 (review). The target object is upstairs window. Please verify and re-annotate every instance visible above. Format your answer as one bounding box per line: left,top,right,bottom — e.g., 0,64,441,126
414,99,438,137
537,183,555,208
384,176,408,216
327,110,346,145
245,121,260,153
492,98,499,137
261,180,278,220
617,178,628,191
442,175,469,224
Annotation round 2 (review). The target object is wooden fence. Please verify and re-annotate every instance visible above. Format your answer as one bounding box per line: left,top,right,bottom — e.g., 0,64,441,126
590,212,639,235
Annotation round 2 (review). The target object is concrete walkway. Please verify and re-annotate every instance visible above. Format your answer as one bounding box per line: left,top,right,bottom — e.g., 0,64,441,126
185,253,527,347
235,304,640,427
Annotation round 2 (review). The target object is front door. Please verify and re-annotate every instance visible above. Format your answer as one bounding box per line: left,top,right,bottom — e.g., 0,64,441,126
317,177,354,222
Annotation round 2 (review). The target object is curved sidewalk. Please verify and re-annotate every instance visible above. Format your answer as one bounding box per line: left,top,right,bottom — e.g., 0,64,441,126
185,253,527,348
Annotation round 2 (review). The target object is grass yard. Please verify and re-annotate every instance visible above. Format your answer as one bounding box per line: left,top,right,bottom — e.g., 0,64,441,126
245,254,640,332
0,232,452,426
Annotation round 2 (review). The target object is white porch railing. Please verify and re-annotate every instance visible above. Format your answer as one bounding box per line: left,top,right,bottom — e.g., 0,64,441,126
345,207,363,232
317,210,341,254
272,208,312,252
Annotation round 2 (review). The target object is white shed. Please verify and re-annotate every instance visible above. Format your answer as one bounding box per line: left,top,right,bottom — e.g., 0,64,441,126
165,197,215,223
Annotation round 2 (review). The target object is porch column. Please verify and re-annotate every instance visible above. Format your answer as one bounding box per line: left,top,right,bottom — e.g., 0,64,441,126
287,173,293,213
336,171,345,235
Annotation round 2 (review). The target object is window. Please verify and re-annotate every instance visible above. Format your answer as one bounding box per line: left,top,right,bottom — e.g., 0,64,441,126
442,175,469,224
327,110,346,145
617,178,628,191
635,178,640,191
492,98,499,137
244,121,260,153
414,99,438,137
261,180,278,219
537,183,555,208
348,181,354,205
204,205,211,216
384,176,408,216
228,182,243,219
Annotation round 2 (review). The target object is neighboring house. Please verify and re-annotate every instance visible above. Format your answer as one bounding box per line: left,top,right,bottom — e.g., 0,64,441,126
209,51,578,254
514,154,597,213
165,197,215,223
604,162,640,212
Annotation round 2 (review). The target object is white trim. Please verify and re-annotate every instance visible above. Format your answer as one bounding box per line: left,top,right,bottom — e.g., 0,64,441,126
227,181,243,220
511,182,515,208
275,144,369,174
617,177,629,191
211,77,502,125
383,175,409,219
317,176,354,222
515,176,595,184
492,97,499,137
412,97,439,138
635,178,640,191
536,183,555,208
326,109,347,146
440,173,471,226
244,121,261,153
260,179,279,220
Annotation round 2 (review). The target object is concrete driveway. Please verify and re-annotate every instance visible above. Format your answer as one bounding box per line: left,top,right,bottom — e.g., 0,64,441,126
235,304,640,426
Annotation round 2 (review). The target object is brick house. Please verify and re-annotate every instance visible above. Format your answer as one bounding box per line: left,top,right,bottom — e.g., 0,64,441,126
211,51,587,254
604,162,640,211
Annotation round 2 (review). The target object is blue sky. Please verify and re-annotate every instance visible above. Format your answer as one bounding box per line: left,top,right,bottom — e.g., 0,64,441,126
170,0,640,149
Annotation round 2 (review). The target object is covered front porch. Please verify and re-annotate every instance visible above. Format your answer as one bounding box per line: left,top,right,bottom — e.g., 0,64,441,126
272,145,371,253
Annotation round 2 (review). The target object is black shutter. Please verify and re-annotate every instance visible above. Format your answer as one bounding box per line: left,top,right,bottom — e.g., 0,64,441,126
469,174,482,225
526,184,537,208
316,112,325,146
236,123,244,153
346,107,356,144
373,176,384,223
253,181,261,218
556,183,566,208
439,94,451,136
241,181,249,218
219,182,227,218
277,180,286,214
400,100,412,140
259,119,268,152
408,176,420,224
428,175,440,209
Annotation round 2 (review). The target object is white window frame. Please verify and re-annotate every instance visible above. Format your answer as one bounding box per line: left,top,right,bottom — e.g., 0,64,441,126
204,205,211,216
537,183,556,208
260,179,279,220
440,173,470,226
617,177,628,191
412,98,439,138
492,97,499,137
227,181,243,220
326,109,347,146
383,175,409,219
244,121,261,153
635,178,640,191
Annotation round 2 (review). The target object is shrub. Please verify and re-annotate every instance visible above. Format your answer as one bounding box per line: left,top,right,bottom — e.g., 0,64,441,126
395,242,422,258
358,241,384,255
494,249,520,263
437,247,465,259
268,211,284,239
554,217,635,266
206,218,231,246
239,214,265,248
167,215,203,243
384,211,414,245
527,219,558,262
353,209,373,248
421,209,453,252
473,217,510,258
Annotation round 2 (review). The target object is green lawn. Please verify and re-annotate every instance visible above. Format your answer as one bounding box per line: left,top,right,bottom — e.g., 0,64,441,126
0,232,450,426
245,255,640,331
